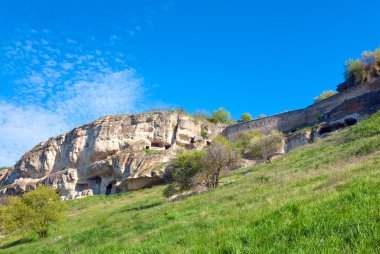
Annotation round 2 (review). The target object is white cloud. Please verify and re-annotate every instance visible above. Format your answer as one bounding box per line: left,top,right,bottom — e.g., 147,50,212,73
56,69,144,127
0,31,148,166
0,102,69,166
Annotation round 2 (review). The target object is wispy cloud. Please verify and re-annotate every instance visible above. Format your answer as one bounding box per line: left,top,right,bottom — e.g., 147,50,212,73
0,102,69,166
0,30,147,166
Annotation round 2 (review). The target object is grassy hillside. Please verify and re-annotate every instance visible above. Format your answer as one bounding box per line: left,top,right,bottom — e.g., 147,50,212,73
1,113,380,253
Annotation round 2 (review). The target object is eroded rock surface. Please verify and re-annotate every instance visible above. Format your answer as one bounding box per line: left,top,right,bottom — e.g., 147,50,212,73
0,112,224,199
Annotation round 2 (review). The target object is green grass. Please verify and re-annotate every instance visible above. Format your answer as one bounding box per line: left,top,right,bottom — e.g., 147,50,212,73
2,113,380,253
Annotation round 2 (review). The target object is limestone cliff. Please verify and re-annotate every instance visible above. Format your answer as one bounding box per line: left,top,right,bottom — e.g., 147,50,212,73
0,112,224,199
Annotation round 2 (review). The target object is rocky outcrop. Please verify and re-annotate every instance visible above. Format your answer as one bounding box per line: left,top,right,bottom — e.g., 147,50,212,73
0,112,224,199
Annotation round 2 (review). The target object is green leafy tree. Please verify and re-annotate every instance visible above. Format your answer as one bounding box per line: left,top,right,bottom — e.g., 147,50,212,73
241,113,252,122
0,185,66,238
163,150,205,197
209,108,231,123
244,130,284,163
313,90,337,103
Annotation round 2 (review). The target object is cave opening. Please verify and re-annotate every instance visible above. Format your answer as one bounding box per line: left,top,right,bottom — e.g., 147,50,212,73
344,118,357,126
151,142,164,148
105,183,112,195
319,122,345,135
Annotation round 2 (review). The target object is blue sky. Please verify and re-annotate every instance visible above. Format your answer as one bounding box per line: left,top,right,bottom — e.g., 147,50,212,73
1,0,380,165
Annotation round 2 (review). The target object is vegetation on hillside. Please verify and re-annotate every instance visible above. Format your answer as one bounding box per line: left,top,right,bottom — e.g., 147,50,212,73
208,108,231,123
241,113,252,122
0,186,66,239
164,136,239,197
313,90,337,103
1,112,380,253
344,46,380,85
243,130,284,163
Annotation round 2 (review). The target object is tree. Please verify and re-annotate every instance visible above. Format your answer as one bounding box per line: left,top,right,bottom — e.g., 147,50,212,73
209,108,231,123
163,136,239,197
244,130,284,163
241,113,252,122
313,90,337,103
0,185,66,238
199,136,240,189
163,150,204,197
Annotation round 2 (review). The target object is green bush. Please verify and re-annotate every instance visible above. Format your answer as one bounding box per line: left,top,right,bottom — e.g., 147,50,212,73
344,46,380,85
209,108,231,123
163,136,239,196
163,150,205,196
313,90,337,103
244,130,284,163
0,185,66,238
201,128,208,139
241,113,252,122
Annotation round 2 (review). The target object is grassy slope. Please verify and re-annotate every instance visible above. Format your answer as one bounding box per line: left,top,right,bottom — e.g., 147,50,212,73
1,113,380,253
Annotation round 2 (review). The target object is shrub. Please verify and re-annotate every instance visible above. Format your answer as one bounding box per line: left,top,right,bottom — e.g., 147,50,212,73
209,108,231,123
241,113,252,122
0,185,66,238
244,130,284,163
344,59,368,84
201,128,208,139
259,114,266,119
163,136,239,197
163,150,205,196
313,90,337,103
199,136,240,189
344,46,380,85
240,131,262,149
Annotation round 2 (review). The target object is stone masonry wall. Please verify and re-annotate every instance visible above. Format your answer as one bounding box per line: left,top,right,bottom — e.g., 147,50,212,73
222,80,380,141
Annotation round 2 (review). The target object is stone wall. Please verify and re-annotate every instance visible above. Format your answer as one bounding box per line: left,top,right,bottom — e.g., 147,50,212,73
222,80,380,141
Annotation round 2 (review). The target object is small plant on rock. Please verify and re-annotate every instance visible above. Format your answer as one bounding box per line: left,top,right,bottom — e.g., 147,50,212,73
241,113,253,122
313,90,337,103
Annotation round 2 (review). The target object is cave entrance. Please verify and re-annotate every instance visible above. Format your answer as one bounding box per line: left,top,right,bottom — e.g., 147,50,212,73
319,122,345,135
105,183,112,195
345,118,357,126
151,142,164,148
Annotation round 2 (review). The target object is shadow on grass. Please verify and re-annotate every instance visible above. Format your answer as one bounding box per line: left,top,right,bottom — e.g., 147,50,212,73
0,237,33,249
120,202,162,213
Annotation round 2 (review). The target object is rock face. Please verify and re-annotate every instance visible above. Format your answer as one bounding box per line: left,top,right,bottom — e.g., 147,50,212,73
221,80,380,141
0,112,224,199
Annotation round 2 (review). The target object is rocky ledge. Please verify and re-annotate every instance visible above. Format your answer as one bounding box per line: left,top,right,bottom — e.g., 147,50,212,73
0,111,224,200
